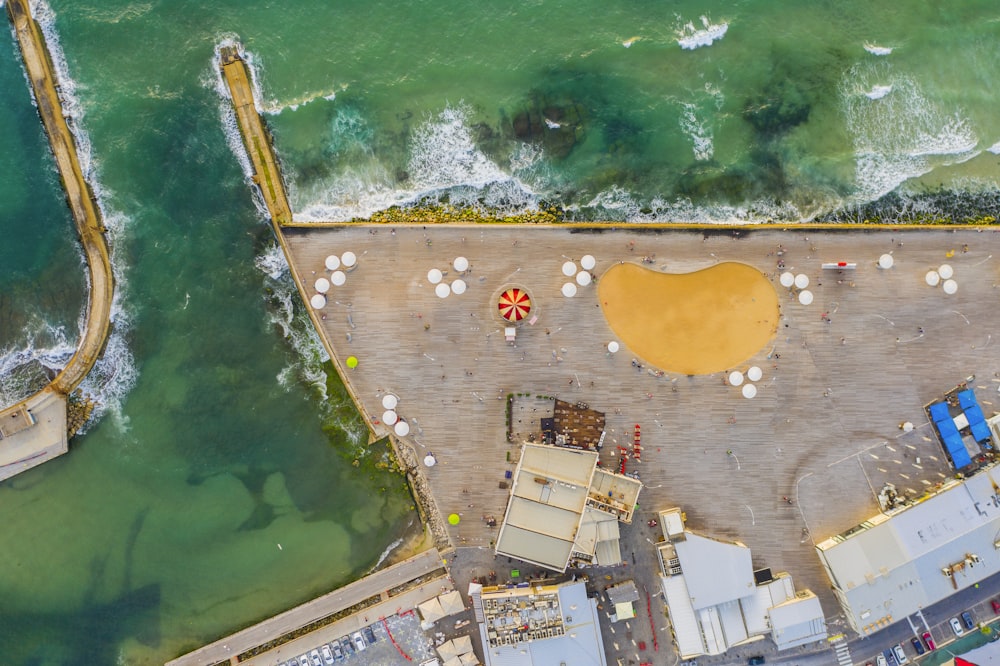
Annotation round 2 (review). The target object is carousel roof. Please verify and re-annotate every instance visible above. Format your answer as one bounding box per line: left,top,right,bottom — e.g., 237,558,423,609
498,287,531,322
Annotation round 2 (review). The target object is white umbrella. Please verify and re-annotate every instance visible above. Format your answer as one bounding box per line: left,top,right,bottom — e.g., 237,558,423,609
794,273,809,289
325,254,341,270
453,256,469,272
938,264,953,279
576,271,592,286
394,420,410,436
310,294,326,309
562,261,577,277
607,341,620,353
728,371,744,386
423,454,437,467
315,277,330,293
943,279,958,295
779,272,795,288
435,282,451,298
382,410,398,425
561,282,577,297
925,270,940,287
878,254,894,269
451,279,467,295
581,255,596,270
382,394,398,410
747,366,762,382
902,421,914,433
341,251,357,268
427,268,443,284
798,289,814,305
742,383,757,399
331,270,347,286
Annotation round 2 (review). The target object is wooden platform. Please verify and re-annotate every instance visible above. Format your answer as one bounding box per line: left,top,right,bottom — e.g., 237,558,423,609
280,223,1000,619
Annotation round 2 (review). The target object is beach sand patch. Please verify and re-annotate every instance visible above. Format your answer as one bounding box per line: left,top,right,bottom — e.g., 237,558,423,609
598,262,778,374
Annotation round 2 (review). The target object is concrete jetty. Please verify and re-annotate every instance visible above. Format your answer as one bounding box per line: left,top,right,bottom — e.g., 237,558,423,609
166,547,444,666
0,0,115,481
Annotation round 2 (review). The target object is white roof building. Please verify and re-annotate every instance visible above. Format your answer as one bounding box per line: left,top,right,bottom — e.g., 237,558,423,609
472,580,607,666
495,444,641,572
816,466,1000,635
656,508,827,659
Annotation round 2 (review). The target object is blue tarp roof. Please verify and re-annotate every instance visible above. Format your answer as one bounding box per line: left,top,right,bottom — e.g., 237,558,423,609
965,404,985,425
949,443,973,468
958,389,977,409
971,421,991,444
938,418,959,439
929,402,951,423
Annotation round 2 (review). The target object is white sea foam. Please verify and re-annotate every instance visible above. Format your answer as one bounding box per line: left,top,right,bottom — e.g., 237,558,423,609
864,43,893,56
842,60,979,202
986,141,1000,155
255,244,329,395
622,36,640,48
295,104,540,222
865,85,893,100
370,536,405,571
677,16,729,50
679,102,713,161
569,186,801,223
0,0,138,429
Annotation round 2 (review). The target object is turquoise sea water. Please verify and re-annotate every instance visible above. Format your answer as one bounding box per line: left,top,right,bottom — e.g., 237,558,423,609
0,0,999,664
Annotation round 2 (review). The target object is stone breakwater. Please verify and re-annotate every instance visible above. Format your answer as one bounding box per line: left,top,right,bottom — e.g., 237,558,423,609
391,436,452,550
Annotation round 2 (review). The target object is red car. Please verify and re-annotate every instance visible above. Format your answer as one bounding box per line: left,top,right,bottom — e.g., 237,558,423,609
992,599,1000,615
922,631,936,651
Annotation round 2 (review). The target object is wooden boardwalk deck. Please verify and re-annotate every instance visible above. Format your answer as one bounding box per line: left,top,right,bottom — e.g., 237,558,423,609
281,224,1000,617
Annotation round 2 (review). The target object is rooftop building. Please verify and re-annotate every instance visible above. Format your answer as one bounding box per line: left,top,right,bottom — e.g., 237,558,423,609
656,508,827,659
494,443,641,572
816,464,1000,635
470,579,607,666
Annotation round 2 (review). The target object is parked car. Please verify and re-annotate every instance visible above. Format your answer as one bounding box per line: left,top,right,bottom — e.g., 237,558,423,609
884,648,897,665
320,644,335,665
747,657,765,665
922,631,936,651
309,649,323,666
363,626,377,644
910,638,925,655
340,636,354,655
352,631,367,652
993,599,1000,615
961,611,975,630
950,617,965,636
330,641,343,661
893,644,909,664
297,656,310,666
876,654,887,666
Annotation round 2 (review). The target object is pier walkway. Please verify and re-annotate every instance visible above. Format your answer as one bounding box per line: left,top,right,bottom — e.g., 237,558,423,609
166,547,444,666
0,0,115,480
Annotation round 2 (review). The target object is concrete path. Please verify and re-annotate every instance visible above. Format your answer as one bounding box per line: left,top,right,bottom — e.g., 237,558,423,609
0,0,115,479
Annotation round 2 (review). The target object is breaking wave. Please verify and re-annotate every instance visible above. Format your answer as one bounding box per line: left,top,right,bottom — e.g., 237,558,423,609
570,185,801,223
841,60,979,203
676,16,729,50
295,103,541,221
864,43,894,56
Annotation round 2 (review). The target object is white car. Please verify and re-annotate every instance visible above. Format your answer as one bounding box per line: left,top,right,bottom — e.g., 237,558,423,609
892,644,909,664
309,649,323,666
876,654,887,666
352,631,367,652
950,617,965,636
320,644,335,665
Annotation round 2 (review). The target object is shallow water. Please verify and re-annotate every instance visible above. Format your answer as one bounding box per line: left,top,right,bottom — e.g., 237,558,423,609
1,0,999,663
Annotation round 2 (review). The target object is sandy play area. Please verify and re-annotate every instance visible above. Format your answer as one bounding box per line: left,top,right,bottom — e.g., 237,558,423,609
597,261,778,375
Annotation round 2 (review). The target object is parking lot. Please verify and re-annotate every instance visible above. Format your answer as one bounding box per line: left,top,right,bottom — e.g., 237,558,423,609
279,613,439,666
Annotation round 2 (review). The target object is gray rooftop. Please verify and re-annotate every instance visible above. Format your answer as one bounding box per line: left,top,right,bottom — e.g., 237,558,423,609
675,532,755,609
817,466,1000,634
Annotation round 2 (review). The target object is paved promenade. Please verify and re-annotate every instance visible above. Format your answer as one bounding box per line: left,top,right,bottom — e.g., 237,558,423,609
167,547,443,666
282,224,1000,622
1,0,115,478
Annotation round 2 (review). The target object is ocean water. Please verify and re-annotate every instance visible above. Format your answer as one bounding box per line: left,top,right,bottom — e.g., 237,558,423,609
1,0,999,664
